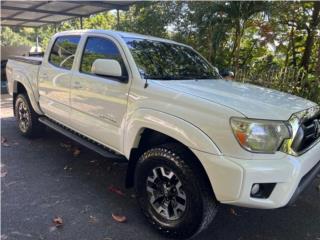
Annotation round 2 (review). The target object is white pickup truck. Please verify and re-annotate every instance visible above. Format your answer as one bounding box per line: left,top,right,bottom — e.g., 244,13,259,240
6,30,320,238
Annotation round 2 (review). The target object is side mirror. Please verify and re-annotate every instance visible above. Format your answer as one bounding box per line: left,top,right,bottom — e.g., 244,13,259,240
91,59,122,78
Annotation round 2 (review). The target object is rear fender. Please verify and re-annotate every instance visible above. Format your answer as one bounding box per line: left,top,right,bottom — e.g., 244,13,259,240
11,71,43,115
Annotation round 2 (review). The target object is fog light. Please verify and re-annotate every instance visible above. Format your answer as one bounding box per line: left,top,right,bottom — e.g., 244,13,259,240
250,183,276,198
251,184,260,196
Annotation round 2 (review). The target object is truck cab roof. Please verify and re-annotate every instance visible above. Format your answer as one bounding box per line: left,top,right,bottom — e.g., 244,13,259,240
54,29,187,46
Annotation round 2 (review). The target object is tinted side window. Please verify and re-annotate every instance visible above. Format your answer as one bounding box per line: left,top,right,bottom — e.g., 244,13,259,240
49,36,80,70
80,37,127,76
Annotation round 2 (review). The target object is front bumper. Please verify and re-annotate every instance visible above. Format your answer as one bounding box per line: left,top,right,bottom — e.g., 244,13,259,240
286,160,320,206
192,140,320,209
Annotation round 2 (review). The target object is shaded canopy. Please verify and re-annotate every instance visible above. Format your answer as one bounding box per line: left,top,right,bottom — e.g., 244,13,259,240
1,1,134,27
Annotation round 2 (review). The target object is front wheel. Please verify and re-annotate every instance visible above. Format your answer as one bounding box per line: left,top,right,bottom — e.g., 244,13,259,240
135,143,218,239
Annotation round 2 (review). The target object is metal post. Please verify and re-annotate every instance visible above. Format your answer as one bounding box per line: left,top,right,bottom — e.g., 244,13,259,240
80,16,83,29
117,9,120,30
35,27,39,53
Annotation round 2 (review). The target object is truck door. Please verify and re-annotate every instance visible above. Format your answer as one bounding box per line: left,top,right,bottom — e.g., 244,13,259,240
38,35,80,126
70,35,131,153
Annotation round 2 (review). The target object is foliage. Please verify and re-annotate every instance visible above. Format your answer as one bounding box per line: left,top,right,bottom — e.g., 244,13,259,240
1,1,319,103
1,27,33,46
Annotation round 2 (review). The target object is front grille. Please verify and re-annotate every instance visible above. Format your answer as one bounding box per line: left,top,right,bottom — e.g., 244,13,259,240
292,113,320,153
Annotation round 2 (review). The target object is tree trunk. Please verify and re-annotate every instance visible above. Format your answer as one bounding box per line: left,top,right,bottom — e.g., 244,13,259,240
285,26,294,68
316,40,320,78
301,1,320,71
309,40,320,104
291,28,297,67
230,21,239,66
232,20,242,76
207,26,213,63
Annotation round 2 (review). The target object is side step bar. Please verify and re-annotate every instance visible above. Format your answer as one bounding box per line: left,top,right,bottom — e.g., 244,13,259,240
38,117,126,161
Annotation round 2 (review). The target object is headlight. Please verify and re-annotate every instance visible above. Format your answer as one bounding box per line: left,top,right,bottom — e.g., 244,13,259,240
230,117,291,153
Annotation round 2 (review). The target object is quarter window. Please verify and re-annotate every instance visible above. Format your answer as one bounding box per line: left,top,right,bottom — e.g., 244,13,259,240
80,37,127,77
49,36,80,70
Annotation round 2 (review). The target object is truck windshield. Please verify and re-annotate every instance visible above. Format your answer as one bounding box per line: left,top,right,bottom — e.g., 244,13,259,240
123,37,221,80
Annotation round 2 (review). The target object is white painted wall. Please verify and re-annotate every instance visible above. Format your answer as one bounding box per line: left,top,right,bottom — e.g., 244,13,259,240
1,45,30,60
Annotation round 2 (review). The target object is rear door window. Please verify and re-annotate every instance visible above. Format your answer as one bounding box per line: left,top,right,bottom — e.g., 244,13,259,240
49,36,80,70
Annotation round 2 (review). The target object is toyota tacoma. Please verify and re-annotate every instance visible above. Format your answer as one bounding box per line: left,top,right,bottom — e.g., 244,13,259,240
6,30,320,238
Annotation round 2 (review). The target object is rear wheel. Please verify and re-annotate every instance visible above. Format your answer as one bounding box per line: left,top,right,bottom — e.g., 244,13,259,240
14,93,44,138
135,143,218,239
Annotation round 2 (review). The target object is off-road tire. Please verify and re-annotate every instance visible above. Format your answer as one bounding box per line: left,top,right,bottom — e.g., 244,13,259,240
135,143,218,239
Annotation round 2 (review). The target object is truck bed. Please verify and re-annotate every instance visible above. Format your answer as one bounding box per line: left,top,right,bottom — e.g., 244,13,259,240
6,56,43,100
10,56,43,65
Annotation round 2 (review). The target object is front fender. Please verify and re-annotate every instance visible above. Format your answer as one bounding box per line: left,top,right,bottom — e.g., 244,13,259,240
123,108,221,158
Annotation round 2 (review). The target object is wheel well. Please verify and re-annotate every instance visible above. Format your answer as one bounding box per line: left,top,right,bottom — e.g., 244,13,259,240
125,128,214,199
13,82,27,115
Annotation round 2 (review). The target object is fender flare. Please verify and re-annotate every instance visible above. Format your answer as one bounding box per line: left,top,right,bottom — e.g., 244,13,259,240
123,108,221,158
12,72,43,115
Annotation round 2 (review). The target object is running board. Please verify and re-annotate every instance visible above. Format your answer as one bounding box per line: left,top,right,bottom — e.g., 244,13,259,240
38,117,126,161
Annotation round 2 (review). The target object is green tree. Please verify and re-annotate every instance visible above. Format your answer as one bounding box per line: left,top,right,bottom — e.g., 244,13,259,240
1,27,33,46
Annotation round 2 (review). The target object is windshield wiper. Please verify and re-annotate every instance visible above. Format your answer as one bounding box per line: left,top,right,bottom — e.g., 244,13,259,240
178,74,214,80
143,75,175,80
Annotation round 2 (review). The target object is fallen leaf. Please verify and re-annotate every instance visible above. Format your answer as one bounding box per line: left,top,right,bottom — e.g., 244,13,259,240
1,170,7,178
88,215,98,224
230,208,238,216
73,147,81,157
108,185,125,197
1,137,10,147
1,234,8,240
0,165,7,178
52,216,63,227
112,213,127,223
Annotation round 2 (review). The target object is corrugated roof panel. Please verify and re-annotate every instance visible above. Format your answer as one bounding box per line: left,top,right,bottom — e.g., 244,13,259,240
67,6,106,15
37,2,79,12
40,15,74,22
1,0,135,27
21,21,46,27
2,19,25,25
1,9,18,17
14,11,49,20
2,1,39,8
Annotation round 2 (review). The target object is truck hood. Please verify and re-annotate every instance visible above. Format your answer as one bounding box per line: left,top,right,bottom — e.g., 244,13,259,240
152,79,316,120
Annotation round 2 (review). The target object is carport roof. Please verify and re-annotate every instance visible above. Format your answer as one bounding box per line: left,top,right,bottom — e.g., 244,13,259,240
1,1,134,27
